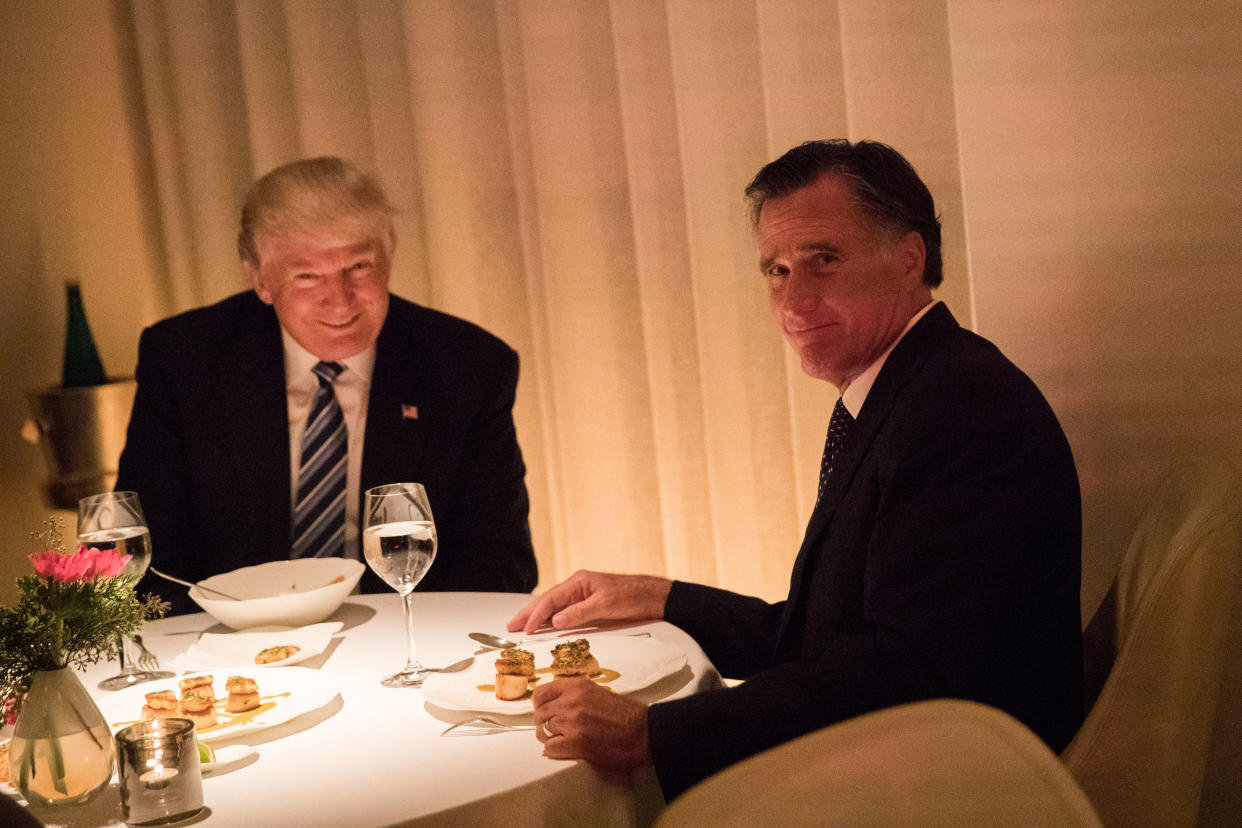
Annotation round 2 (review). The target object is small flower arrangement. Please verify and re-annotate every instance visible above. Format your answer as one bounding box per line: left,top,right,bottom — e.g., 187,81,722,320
1,518,167,723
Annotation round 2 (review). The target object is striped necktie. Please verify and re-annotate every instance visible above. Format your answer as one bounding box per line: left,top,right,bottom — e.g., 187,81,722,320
292,361,347,558
816,398,855,506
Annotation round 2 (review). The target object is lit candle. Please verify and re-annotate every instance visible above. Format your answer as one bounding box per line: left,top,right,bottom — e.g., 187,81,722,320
139,764,179,786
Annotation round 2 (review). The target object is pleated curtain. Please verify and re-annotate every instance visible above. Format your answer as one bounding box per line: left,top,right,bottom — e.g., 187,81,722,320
4,0,1242,618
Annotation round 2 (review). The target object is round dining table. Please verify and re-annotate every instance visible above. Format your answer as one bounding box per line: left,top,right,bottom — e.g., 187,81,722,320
12,592,723,828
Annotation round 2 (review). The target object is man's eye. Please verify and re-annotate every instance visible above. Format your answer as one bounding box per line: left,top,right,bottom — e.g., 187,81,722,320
765,265,788,280
350,261,373,274
295,273,318,281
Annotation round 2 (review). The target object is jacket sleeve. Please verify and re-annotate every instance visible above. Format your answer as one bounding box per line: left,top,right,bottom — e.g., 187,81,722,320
417,344,537,593
115,326,197,613
663,581,786,679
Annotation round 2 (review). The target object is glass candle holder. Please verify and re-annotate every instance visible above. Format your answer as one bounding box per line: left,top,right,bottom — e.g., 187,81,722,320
115,718,204,826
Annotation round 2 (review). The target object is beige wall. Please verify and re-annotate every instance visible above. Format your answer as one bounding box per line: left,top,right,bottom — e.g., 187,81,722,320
1,1,166,603
3,8,1241,811
950,1,1242,617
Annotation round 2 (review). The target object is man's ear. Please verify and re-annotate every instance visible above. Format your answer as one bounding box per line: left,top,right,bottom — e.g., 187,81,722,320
898,230,926,283
245,260,274,305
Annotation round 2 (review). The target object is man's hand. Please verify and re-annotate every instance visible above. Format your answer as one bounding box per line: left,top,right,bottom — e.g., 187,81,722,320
507,570,673,635
532,677,650,771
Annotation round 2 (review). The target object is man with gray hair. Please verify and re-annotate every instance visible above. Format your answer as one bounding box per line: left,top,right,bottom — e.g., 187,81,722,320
509,139,1082,801
118,157,536,612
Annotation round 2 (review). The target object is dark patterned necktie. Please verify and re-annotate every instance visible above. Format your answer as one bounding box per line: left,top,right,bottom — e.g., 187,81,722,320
292,361,347,558
816,398,855,505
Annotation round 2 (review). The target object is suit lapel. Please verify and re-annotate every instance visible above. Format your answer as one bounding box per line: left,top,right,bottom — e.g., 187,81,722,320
359,306,430,516
774,304,960,648
222,298,291,552
775,402,885,648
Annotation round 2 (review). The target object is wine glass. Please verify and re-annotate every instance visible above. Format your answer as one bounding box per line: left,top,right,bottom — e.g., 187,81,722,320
363,483,438,687
77,491,173,689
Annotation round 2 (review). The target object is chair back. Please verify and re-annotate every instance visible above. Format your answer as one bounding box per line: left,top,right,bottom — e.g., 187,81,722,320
1063,458,1242,827
656,699,1102,827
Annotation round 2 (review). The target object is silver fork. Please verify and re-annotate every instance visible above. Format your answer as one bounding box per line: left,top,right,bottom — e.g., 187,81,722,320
440,716,537,736
131,635,161,672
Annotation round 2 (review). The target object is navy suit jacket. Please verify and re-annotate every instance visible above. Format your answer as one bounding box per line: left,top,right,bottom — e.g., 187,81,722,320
116,291,536,613
648,303,1083,799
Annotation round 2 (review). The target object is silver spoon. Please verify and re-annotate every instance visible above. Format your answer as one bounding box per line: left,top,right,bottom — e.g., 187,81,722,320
468,630,652,649
149,566,243,601
468,632,536,649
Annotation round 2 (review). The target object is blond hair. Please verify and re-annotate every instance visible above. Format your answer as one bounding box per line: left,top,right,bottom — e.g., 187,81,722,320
238,157,396,265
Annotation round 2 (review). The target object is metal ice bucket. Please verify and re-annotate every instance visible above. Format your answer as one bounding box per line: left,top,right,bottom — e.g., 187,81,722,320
23,379,136,509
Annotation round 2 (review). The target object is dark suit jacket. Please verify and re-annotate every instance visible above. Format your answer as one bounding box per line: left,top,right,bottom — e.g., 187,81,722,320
116,291,536,613
648,303,1083,799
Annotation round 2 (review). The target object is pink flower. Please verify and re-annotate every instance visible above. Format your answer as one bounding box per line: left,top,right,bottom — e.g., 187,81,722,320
29,545,132,582
29,549,87,581
3,695,19,726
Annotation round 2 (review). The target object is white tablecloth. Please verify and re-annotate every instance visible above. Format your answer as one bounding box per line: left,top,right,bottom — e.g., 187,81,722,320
17,592,723,827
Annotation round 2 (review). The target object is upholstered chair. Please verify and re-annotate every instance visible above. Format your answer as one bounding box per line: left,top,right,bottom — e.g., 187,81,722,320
1063,458,1242,826
656,699,1102,827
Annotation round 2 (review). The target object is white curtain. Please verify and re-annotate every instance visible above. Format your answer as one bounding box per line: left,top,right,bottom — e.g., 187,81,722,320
76,0,974,602
4,0,1242,616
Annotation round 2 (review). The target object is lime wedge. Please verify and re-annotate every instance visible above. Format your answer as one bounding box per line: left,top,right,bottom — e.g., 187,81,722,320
198,741,215,764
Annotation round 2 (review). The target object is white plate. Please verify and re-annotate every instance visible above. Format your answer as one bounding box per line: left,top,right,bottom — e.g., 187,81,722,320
421,635,687,714
101,667,337,743
202,744,257,773
169,622,343,671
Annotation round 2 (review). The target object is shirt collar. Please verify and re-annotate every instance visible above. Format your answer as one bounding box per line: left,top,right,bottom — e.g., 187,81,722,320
281,329,376,387
840,300,937,419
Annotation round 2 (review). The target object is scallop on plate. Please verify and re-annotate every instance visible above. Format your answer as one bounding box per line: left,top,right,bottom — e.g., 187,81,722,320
421,635,687,715
100,667,338,744
169,622,343,671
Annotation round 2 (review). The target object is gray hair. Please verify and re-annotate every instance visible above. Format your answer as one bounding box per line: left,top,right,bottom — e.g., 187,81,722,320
745,139,943,287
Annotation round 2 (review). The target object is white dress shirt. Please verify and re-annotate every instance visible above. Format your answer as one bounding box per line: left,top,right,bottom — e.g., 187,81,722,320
282,331,375,561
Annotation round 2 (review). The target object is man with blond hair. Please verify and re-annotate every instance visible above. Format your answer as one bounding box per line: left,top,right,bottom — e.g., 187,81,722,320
118,157,536,612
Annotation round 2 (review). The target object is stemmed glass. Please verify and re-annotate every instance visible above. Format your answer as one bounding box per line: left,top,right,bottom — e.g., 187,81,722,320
77,491,172,690
363,483,438,687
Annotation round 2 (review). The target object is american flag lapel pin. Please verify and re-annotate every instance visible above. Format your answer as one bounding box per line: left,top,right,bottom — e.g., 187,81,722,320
401,404,419,420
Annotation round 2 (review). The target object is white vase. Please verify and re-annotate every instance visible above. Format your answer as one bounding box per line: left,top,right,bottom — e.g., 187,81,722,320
9,667,113,806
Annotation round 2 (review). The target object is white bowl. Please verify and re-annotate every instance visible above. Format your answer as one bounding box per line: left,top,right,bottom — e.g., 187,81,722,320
188,558,364,630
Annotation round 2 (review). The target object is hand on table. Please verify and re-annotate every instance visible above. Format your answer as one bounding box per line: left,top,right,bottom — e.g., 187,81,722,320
508,570,673,635
533,677,650,771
